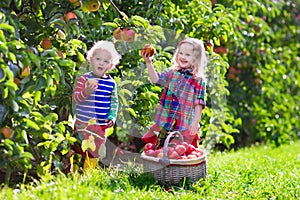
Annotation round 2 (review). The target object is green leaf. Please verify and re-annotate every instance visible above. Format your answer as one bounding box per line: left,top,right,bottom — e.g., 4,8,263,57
28,52,41,68
24,118,40,130
34,91,41,105
0,23,15,33
125,108,137,118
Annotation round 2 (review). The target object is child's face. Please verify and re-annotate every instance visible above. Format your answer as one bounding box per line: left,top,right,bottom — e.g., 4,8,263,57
176,43,195,69
90,49,112,77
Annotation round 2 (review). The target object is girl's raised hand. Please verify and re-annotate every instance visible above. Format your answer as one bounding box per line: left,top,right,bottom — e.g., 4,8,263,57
140,44,155,63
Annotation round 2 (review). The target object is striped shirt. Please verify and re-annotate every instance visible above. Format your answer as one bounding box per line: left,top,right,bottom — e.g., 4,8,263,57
73,72,118,126
154,68,206,131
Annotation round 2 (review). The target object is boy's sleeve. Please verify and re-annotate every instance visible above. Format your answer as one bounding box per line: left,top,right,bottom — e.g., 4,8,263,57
107,83,118,123
194,79,206,108
73,75,88,103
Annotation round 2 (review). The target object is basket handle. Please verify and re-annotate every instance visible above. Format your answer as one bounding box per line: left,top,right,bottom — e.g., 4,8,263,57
159,131,184,166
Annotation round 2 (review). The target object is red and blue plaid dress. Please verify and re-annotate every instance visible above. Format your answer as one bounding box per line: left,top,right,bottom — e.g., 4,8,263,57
154,68,206,131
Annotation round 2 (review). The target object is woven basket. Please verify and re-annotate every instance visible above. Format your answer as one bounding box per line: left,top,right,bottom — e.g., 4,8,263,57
141,131,207,185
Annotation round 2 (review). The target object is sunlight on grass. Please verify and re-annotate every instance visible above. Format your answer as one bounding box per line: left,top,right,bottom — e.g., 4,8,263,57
1,140,299,199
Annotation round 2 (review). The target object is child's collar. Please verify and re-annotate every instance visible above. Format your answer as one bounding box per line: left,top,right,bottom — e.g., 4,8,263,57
177,68,193,76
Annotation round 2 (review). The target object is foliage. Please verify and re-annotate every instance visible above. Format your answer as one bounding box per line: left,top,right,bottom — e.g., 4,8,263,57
219,0,300,147
1,140,299,199
0,0,299,186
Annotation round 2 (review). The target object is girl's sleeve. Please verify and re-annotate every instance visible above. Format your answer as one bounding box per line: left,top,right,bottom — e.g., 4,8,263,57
194,79,206,108
73,75,88,104
107,83,118,123
156,68,172,86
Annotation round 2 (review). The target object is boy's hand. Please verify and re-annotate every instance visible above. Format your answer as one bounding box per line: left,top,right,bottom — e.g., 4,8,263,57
85,79,98,95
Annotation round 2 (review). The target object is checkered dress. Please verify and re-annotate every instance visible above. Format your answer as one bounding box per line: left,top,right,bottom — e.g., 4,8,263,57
154,68,206,131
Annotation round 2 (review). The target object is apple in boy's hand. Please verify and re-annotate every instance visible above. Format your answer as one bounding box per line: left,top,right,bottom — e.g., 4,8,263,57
87,79,98,86
141,44,155,57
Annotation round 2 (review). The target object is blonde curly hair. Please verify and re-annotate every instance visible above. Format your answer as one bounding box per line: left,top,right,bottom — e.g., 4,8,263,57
86,40,121,68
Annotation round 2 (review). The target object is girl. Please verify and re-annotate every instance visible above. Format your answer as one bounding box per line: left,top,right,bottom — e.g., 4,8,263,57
140,38,208,148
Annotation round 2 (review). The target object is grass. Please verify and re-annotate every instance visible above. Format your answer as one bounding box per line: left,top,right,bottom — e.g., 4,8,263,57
1,140,299,200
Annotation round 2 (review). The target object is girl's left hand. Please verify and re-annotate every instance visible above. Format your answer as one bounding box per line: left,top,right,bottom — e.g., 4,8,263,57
190,121,199,135
106,120,114,128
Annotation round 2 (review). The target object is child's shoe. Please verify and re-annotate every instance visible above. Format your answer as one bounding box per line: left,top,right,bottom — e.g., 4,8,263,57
83,157,99,172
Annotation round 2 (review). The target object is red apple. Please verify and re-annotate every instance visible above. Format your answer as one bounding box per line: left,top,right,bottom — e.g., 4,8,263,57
64,11,77,22
40,38,52,49
113,27,122,40
20,66,30,78
186,144,196,154
187,154,197,159
121,28,135,42
177,155,187,160
14,78,20,85
141,44,155,57
168,148,179,159
145,149,157,157
144,143,155,152
157,151,163,158
175,144,186,156
0,126,13,139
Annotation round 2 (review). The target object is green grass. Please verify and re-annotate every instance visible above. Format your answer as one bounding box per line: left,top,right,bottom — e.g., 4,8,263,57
1,140,300,200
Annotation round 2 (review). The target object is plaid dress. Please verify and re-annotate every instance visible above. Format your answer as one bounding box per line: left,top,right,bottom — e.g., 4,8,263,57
154,68,206,131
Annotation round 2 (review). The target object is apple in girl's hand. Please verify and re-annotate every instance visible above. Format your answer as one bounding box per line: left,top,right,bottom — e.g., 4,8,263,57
141,44,155,57
175,144,186,156
144,143,155,152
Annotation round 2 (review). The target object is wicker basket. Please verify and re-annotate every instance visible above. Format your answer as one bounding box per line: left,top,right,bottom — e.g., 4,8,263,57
141,131,207,185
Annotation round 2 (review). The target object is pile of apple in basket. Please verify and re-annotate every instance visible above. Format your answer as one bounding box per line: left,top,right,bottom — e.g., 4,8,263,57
142,136,204,160
141,131,207,185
